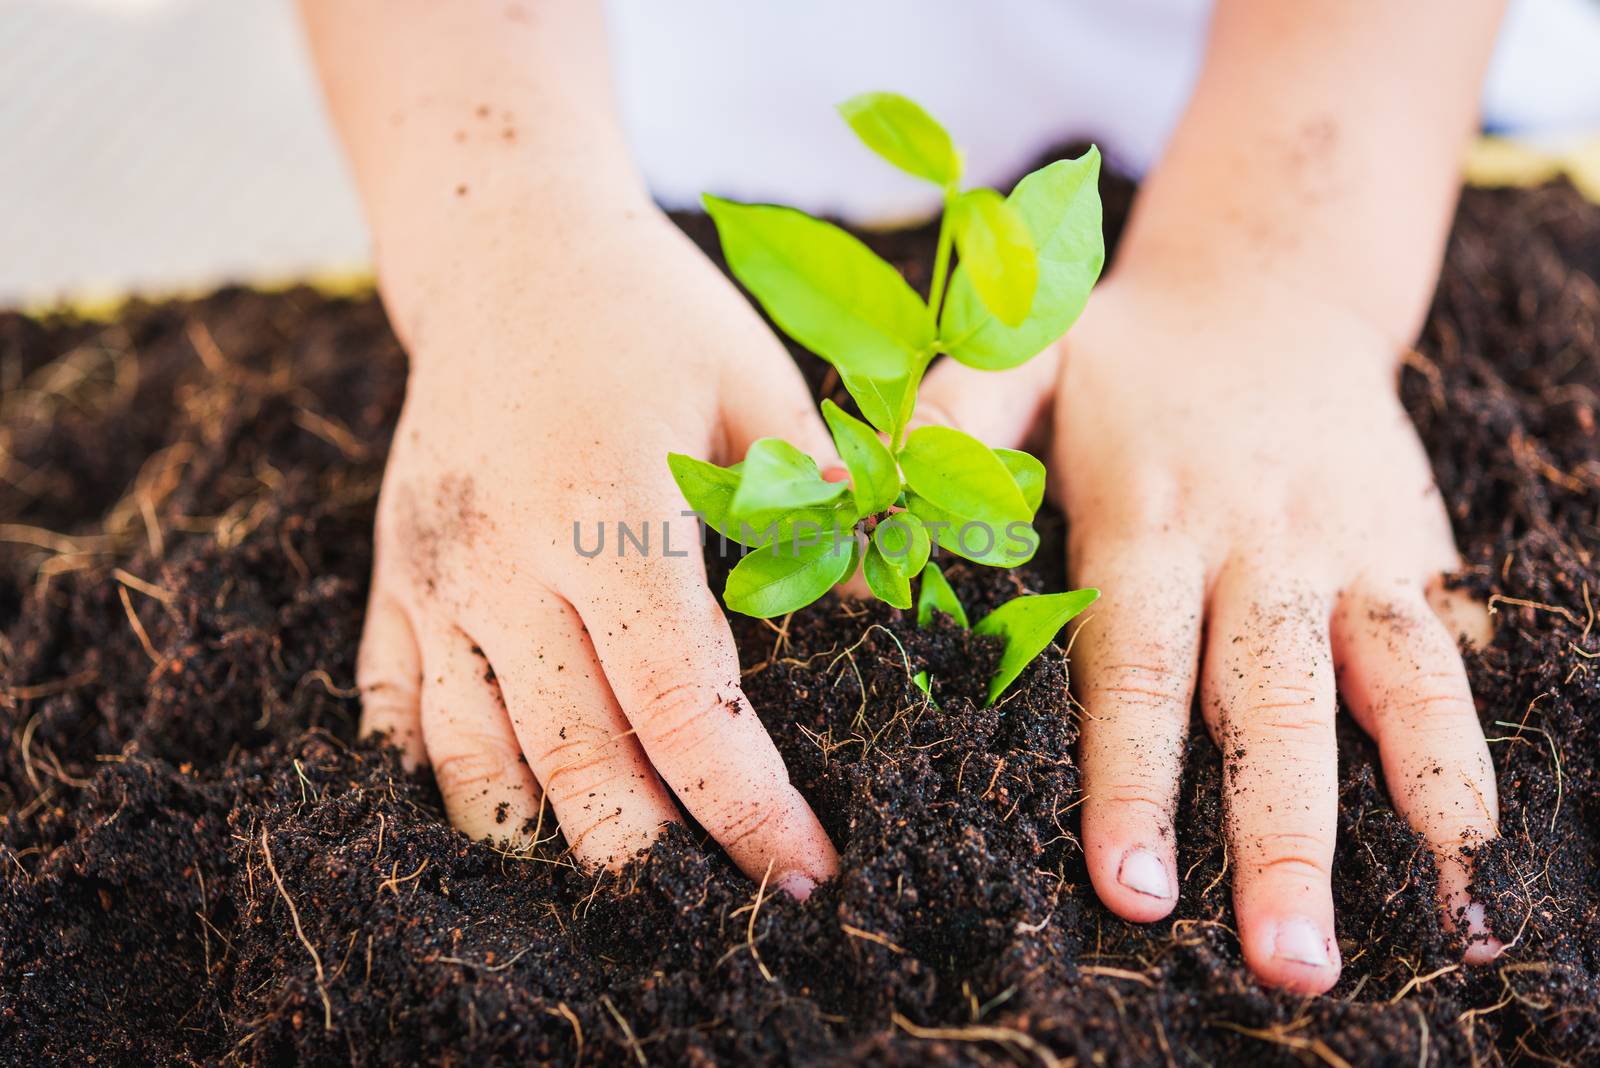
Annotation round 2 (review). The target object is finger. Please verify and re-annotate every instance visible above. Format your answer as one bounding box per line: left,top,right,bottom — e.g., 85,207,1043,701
357,586,426,769
915,345,1060,448
1072,536,1205,923
474,590,682,870
1332,580,1503,963
417,625,544,843
718,348,839,471
565,516,840,896
1202,566,1342,994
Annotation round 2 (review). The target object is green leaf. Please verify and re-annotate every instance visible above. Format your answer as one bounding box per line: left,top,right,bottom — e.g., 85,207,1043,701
704,196,933,381
821,399,900,517
913,669,932,694
837,91,960,188
862,542,913,609
898,426,1029,525
730,438,846,521
994,448,1045,514
674,454,853,552
843,528,864,582
940,149,1105,370
726,501,855,553
872,513,930,578
975,589,1100,705
950,188,1038,327
837,366,915,440
668,453,741,539
904,493,1038,567
725,539,856,618
916,562,968,628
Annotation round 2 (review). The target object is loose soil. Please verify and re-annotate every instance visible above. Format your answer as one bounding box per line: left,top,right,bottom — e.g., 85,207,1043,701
1,158,1597,1066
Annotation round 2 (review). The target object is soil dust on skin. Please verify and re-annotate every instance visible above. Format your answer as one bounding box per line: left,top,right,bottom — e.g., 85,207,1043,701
2,156,1599,1065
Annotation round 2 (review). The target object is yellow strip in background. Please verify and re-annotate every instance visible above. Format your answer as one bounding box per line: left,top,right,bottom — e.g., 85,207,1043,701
25,265,375,324
1465,135,1600,202
28,137,1600,324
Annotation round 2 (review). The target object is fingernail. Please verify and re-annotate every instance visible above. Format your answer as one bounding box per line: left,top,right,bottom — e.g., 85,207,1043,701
775,871,816,901
1273,918,1331,967
1461,901,1505,958
1117,849,1171,899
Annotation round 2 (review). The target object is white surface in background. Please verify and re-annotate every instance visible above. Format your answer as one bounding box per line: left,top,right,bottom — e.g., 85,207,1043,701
613,0,1600,217
0,0,368,305
609,0,1213,224
1489,0,1600,134
2,0,1598,305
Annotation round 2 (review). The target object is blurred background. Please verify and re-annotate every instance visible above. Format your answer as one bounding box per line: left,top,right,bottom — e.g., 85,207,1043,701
3,0,1599,308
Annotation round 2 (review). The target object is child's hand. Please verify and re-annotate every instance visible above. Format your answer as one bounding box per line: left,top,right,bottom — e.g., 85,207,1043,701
299,1,843,894
911,0,1507,997
358,207,839,895
921,268,1501,992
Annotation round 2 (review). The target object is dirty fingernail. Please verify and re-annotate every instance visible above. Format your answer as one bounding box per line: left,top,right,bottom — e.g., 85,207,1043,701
775,871,817,901
1117,849,1171,899
1461,901,1505,960
1273,918,1330,967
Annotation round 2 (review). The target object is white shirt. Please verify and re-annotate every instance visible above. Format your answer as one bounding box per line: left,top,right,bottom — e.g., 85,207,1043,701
606,0,1600,222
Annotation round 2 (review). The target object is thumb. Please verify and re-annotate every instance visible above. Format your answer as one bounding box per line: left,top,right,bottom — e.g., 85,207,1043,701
915,346,1060,449
719,354,842,472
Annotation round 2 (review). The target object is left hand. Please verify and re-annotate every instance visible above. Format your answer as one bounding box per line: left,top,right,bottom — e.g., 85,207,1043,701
919,266,1502,994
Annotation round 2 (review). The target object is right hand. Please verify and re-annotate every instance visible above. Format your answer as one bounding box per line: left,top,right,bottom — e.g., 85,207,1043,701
358,205,839,896
922,272,1501,991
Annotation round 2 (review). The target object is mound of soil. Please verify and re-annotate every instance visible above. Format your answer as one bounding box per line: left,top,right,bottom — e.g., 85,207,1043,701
2,159,1597,1066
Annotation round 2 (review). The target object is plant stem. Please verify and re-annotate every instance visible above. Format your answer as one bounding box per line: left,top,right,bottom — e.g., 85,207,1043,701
889,348,934,452
926,198,956,326
891,197,957,454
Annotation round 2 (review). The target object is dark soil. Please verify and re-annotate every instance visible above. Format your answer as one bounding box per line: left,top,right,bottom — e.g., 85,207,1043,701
2,157,1598,1067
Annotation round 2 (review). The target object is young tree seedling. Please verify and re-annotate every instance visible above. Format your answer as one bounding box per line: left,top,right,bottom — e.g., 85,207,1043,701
914,570,1100,704
669,91,1103,703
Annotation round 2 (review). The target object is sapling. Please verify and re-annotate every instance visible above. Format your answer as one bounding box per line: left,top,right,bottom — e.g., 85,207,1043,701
669,91,1104,703
915,564,1100,705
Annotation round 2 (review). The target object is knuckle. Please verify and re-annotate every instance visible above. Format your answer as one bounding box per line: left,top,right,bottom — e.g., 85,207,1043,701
1251,832,1332,881
1241,684,1331,734
1386,687,1476,733
431,743,522,796
632,679,728,755
1255,714,1331,738
1096,780,1175,824
1258,853,1330,883
1091,658,1192,710
704,795,783,850
562,806,629,856
539,733,636,805
545,765,631,809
